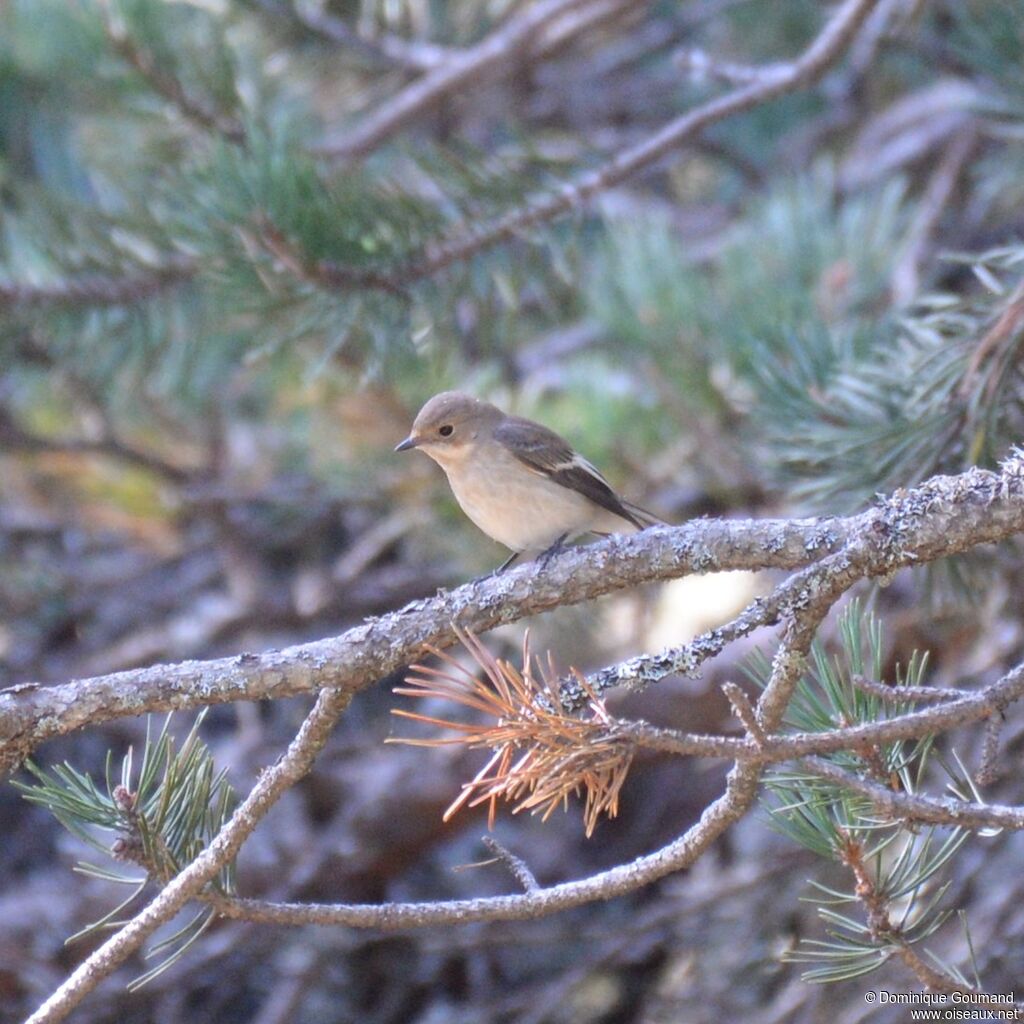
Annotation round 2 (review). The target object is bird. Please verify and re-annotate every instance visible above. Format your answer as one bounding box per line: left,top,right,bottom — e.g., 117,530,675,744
395,391,662,571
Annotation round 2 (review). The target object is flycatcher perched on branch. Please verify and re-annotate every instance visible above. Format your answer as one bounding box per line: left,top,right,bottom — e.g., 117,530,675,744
395,391,662,570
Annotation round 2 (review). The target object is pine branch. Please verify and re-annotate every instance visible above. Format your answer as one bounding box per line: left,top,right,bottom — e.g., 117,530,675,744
374,0,884,284
802,756,1024,832
0,259,196,310
99,0,246,145
316,0,619,160
280,0,453,70
25,686,353,1024
837,833,1021,1009
254,0,882,297
0,404,192,484
5,457,1024,776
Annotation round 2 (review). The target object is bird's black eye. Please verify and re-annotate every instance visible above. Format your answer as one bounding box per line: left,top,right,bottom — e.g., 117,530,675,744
439,424,454,437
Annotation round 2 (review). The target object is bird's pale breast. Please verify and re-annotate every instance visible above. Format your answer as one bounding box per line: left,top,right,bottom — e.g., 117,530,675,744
439,441,628,552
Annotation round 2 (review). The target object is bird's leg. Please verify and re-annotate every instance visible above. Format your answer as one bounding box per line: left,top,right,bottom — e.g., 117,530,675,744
537,533,569,570
485,551,521,577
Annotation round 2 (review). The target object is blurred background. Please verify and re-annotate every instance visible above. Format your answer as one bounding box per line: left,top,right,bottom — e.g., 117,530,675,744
2,0,1024,1020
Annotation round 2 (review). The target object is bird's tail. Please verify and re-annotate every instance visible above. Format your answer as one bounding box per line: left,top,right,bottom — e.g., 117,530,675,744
621,499,666,529
592,499,666,535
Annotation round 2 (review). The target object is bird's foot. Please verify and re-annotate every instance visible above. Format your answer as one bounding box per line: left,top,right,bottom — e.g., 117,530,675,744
477,551,522,580
537,534,569,570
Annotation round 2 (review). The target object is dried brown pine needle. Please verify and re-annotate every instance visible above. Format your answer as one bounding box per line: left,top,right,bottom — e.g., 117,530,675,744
390,628,634,836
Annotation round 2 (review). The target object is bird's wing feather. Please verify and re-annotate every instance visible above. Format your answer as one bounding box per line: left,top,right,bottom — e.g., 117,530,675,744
494,417,645,529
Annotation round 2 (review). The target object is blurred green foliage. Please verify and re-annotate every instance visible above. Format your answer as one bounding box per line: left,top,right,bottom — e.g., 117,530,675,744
1,0,1022,539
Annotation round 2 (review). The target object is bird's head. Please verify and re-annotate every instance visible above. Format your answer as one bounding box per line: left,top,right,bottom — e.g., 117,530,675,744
394,391,502,466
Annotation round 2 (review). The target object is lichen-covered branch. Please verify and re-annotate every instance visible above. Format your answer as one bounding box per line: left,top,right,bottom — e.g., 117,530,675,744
597,656,1024,773
801,756,1024,831
25,686,353,1024
4,458,1024,777
0,512,847,775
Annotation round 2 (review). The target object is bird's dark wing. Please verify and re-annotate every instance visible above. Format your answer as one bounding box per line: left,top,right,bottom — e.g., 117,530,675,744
494,416,646,529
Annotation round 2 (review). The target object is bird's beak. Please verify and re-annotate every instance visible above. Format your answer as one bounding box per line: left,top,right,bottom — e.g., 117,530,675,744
394,435,420,452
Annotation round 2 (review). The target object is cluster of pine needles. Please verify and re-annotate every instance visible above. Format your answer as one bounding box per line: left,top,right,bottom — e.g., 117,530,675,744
391,630,633,837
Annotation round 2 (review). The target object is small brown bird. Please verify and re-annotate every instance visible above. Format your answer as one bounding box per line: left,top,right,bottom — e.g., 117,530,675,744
395,391,661,570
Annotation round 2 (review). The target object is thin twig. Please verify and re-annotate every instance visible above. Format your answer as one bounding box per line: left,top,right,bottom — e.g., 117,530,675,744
382,0,883,283
721,682,765,746
0,259,196,310
891,126,978,306
622,659,1024,775
99,0,246,145
317,0,607,159
24,687,353,1024
802,756,1024,832
959,277,1024,399
480,836,540,893
850,673,972,704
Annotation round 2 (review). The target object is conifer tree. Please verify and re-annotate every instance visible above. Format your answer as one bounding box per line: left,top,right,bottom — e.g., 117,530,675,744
3,2,1024,1022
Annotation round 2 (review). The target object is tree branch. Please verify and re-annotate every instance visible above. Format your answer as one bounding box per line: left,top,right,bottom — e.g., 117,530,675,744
379,0,883,284
0,259,196,310
316,0,618,160
801,756,1024,832
0,404,193,485
619,658,1024,769
25,686,353,1024
99,0,246,145
207,579,832,932
5,457,1024,776
850,673,972,704
0,512,846,775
